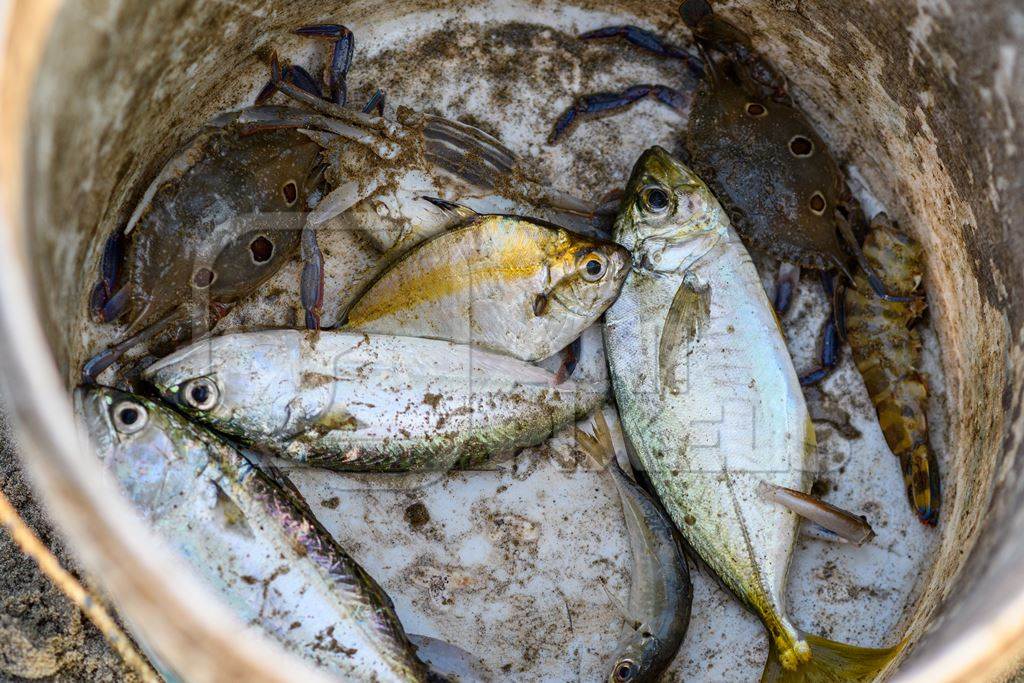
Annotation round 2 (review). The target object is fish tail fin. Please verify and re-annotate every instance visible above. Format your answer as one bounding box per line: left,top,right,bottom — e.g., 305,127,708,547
906,442,941,526
762,632,902,683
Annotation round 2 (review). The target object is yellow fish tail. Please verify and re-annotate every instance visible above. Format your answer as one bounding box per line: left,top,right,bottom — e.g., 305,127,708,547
762,632,902,683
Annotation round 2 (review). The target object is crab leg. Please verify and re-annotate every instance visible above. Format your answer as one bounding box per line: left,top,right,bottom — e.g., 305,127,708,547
549,85,692,143
580,25,703,74
799,319,839,386
255,60,325,106
88,228,129,321
295,24,355,106
361,88,386,115
82,300,236,383
287,65,325,100
799,272,845,386
82,305,186,383
300,225,324,330
772,261,800,314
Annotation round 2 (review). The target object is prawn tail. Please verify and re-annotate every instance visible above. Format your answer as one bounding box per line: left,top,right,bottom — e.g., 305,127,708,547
904,441,941,526
762,632,902,683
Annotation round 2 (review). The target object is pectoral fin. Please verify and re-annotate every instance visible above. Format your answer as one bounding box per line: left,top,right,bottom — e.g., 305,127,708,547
658,277,710,392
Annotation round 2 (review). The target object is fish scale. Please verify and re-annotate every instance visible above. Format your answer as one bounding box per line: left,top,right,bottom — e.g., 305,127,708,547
343,212,629,362
145,330,605,472
604,147,898,682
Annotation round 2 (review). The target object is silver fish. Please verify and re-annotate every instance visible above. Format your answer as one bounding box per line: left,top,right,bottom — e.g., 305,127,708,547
577,411,692,683
75,386,434,682
144,330,604,471
603,147,898,681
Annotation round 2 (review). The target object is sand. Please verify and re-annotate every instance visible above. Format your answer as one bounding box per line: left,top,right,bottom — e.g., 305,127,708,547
0,400,139,682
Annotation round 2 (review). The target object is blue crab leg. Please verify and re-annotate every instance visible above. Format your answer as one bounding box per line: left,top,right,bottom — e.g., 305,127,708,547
295,24,355,106
81,305,185,383
287,65,324,99
300,225,324,330
772,262,800,314
580,25,704,75
548,85,691,143
361,88,386,115
97,286,130,324
255,56,326,105
89,229,129,321
265,62,397,140
799,272,844,386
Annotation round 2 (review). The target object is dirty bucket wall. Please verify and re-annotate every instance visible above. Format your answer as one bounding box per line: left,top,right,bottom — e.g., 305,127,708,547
18,0,1023,680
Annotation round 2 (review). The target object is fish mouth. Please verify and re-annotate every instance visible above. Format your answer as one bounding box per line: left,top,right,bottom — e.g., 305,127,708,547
549,289,600,318
73,386,117,453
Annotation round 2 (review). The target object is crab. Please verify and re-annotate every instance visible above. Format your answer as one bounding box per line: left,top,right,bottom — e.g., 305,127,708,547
86,23,600,383
548,0,915,383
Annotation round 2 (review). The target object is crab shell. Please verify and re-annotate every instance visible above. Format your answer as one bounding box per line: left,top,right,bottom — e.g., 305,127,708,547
119,106,325,335
683,70,855,271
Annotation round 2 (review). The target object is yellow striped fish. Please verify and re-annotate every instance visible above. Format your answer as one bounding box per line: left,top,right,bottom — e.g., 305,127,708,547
343,200,629,361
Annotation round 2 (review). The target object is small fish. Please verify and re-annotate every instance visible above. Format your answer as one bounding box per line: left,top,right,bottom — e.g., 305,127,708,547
603,147,899,682
577,411,692,683
758,482,875,547
343,200,630,362
144,330,604,471
845,214,939,525
75,386,435,682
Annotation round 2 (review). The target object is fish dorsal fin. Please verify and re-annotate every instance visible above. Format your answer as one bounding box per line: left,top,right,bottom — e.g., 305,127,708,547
418,196,479,225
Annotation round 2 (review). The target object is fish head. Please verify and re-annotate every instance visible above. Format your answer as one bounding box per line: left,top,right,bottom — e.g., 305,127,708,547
608,629,662,683
547,234,631,319
76,386,166,455
614,146,726,270
143,341,235,429
142,332,301,437
74,385,207,507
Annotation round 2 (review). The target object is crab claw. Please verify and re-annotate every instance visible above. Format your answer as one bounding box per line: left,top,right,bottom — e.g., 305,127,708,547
295,23,354,105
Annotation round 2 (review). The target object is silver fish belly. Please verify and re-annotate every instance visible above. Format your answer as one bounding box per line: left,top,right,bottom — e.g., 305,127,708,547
144,330,603,471
605,223,813,656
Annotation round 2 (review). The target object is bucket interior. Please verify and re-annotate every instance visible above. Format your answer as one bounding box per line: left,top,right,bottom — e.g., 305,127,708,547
18,0,1024,679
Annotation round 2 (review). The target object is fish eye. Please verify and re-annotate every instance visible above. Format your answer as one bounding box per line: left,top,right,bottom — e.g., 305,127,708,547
789,135,814,157
192,267,216,288
745,102,767,117
613,659,636,681
183,377,219,411
111,400,148,435
640,186,670,214
809,191,827,215
579,251,608,282
282,180,299,206
249,235,274,264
